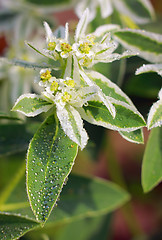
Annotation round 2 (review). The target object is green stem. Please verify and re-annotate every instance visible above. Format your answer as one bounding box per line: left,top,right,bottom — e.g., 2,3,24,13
104,132,144,237
0,161,25,205
116,57,126,88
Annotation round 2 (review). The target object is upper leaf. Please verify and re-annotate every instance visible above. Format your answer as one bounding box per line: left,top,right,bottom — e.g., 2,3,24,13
78,100,146,132
114,29,162,63
142,127,162,192
114,0,155,24
136,64,162,77
0,57,56,70
86,71,135,106
12,94,52,117
27,114,78,223
119,129,144,144
56,104,88,150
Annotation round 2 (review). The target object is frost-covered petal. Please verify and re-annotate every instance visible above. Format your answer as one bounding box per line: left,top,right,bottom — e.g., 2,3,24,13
60,52,70,58
44,21,56,43
65,23,69,42
64,55,72,79
57,104,88,149
75,8,89,42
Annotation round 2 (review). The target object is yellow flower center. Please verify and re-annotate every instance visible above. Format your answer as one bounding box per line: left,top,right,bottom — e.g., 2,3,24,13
61,43,72,53
48,42,56,51
40,70,52,81
82,56,92,67
62,92,71,102
87,35,95,44
64,79,75,88
79,42,91,54
50,81,58,92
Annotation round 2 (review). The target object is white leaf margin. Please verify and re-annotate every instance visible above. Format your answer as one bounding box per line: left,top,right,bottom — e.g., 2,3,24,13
119,129,144,144
114,29,162,63
136,64,162,77
78,98,146,132
93,24,120,37
56,104,88,150
12,93,52,117
80,70,116,118
86,70,136,107
147,88,162,129
114,0,155,24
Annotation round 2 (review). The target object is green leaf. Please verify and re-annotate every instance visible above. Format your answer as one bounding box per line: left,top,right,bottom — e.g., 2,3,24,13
87,71,134,105
0,213,39,240
12,94,52,117
2,173,130,226
57,104,88,150
114,0,155,24
0,122,40,157
25,0,73,6
119,128,144,144
46,214,111,240
0,112,20,121
124,72,162,99
27,114,78,223
142,127,162,192
0,57,56,70
78,100,146,132
114,29,162,63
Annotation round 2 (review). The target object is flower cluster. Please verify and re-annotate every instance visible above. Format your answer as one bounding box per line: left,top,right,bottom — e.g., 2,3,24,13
42,13,121,68
12,9,145,150
39,68,97,111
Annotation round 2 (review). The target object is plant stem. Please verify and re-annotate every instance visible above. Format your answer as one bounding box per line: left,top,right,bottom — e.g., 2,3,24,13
0,161,25,206
104,132,144,237
116,57,126,88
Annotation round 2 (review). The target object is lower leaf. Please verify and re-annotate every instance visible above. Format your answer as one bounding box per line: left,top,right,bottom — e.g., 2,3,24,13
27,114,78,223
142,127,162,192
0,213,39,240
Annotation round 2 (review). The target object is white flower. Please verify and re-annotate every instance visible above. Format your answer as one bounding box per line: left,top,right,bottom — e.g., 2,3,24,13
72,9,131,68
27,9,135,120
40,75,98,149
